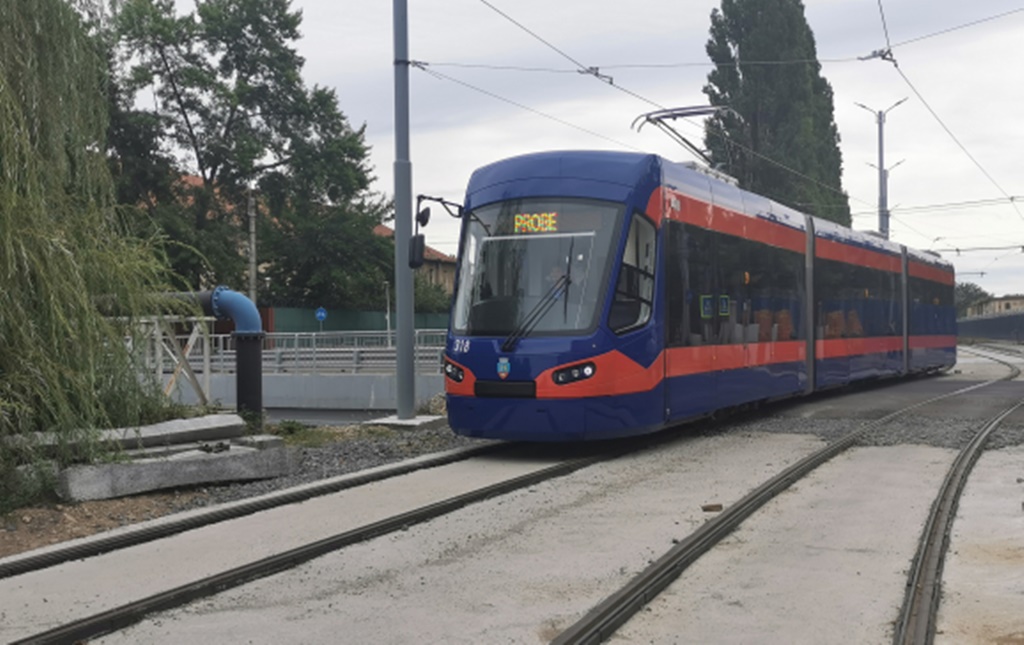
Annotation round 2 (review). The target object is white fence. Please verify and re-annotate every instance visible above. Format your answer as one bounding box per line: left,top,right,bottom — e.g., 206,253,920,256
150,327,448,378
207,330,446,375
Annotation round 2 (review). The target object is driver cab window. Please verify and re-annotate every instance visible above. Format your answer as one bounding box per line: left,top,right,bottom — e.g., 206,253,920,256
610,212,656,333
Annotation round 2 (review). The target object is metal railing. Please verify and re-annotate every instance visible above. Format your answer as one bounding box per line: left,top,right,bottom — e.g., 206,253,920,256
167,329,448,375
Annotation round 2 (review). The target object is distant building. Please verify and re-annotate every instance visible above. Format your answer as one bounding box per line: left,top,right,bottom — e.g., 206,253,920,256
373,224,457,295
965,295,1024,318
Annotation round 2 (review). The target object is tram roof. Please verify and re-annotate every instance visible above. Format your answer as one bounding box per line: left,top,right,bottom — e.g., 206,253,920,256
463,150,952,273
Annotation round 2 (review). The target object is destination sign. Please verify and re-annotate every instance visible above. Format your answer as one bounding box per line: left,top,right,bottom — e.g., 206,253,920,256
514,211,558,233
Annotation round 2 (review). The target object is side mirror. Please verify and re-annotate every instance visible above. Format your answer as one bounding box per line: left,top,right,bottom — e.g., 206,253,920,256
416,206,431,228
409,233,425,269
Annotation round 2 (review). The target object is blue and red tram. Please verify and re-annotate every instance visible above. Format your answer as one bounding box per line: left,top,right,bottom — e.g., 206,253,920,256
442,151,956,441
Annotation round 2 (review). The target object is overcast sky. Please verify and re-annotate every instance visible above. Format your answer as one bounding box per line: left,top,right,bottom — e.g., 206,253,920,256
182,0,1024,296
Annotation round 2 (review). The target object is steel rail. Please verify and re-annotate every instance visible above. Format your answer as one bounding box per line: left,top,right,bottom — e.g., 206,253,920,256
894,401,1023,644
552,357,1018,645
14,450,625,645
0,443,501,580
974,342,1024,359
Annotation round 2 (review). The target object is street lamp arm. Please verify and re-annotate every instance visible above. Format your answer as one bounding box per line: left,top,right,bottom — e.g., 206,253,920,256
854,102,876,118
885,97,909,114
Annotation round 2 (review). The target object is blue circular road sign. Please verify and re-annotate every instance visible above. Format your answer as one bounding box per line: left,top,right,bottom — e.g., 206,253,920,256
315,307,327,322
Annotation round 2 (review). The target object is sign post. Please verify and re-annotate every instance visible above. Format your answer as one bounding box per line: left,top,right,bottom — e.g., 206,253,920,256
315,307,327,333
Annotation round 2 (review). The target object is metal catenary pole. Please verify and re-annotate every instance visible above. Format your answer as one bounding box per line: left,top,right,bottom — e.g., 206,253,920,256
393,0,414,418
856,98,907,240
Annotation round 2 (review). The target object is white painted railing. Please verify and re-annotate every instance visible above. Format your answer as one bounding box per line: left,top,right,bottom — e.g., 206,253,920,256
164,329,448,375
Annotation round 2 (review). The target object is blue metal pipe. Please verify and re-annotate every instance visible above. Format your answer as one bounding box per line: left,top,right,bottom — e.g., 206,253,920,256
209,286,262,333
176,286,264,421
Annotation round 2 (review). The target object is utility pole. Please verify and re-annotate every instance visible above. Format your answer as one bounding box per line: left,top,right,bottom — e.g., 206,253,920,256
247,187,256,304
855,98,907,239
385,281,392,348
393,0,414,418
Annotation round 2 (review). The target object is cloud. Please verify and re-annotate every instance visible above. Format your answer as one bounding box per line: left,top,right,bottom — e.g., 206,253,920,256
178,0,1024,295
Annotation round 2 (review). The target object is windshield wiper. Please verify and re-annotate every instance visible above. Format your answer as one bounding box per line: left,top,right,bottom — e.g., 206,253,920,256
501,274,570,352
562,239,575,321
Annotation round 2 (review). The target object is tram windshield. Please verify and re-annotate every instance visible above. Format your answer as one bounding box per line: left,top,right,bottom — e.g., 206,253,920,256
452,197,624,337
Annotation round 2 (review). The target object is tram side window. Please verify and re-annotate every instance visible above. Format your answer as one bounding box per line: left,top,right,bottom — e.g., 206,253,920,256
814,258,846,339
665,222,687,346
909,275,955,335
610,213,656,333
666,223,806,347
722,237,804,345
814,257,901,338
685,225,716,345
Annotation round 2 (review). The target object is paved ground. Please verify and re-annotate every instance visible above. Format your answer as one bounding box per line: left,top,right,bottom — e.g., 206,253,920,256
7,347,1022,643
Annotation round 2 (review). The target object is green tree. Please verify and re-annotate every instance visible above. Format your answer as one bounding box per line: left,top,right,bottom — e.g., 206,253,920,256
114,0,377,293
263,196,393,309
414,274,453,314
955,281,991,318
702,0,850,225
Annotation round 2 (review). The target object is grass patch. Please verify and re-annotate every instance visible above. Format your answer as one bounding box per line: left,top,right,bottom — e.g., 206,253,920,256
268,421,406,448
270,421,347,447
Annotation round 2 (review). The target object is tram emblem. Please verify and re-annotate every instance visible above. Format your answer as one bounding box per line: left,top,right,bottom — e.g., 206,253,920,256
497,357,510,380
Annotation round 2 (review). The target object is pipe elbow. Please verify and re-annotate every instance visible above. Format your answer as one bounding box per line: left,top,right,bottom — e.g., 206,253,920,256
210,286,263,334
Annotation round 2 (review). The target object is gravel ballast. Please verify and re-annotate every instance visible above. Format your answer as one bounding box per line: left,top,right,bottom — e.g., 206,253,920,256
159,358,1024,515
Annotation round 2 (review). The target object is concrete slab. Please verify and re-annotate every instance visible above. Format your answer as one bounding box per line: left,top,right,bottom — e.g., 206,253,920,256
232,434,285,450
365,414,446,430
7,414,247,454
99,414,247,448
121,435,284,460
58,444,292,501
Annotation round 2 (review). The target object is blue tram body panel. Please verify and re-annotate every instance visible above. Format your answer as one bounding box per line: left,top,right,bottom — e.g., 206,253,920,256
464,151,662,210
448,387,665,442
444,150,956,442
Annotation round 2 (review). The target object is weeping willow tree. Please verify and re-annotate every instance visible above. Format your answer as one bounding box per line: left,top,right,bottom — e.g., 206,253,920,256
0,0,184,509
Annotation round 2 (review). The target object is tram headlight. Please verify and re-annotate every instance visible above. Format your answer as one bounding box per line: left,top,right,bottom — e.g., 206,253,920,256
553,362,596,385
443,360,464,383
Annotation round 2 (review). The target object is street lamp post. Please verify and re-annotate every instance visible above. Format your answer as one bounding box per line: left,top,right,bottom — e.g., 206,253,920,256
855,98,907,240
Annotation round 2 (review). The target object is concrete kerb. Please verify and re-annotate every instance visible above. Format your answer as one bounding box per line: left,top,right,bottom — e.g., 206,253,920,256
52,414,292,502
58,445,293,501
364,414,447,431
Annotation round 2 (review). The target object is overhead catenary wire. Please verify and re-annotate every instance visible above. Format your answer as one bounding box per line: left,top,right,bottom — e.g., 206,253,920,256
889,214,932,241
876,0,894,49
413,59,873,210
894,66,1024,222
447,0,1019,249
930,244,1024,254
413,63,644,152
870,0,1024,222
891,7,1024,48
471,0,872,209
850,196,1023,217
417,57,861,74
477,0,591,72
421,7,1024,75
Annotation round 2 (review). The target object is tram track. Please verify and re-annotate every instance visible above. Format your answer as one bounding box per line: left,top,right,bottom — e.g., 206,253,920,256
9,442,645,644
894,401,1024,645
0,443,502,581
552,351,1020,644
8,353,1018,644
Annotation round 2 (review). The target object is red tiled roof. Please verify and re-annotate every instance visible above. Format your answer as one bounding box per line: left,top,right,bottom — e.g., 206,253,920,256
373,224,455,263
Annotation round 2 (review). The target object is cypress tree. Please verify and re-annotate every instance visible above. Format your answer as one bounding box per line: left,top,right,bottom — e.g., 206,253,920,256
703,0,851,226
